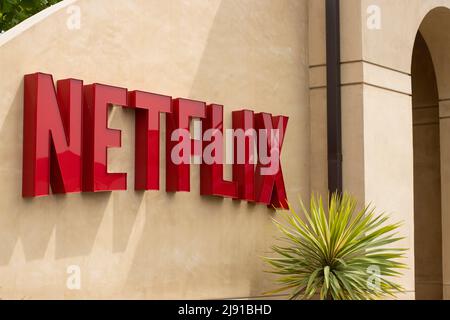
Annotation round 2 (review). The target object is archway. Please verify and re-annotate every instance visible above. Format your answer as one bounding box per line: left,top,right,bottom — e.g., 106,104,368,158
412,31,443,300
411,6,450,300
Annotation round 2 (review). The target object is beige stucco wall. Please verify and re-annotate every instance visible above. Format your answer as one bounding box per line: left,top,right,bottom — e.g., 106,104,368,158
359,0,450,300
3,0,450,301
309,0,450,300
0,0,310,299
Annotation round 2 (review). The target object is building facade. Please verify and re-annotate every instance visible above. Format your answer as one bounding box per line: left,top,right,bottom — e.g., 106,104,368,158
0,0,449,300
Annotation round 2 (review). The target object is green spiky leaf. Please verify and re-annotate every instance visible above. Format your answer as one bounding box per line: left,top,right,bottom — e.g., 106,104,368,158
263,192,407,300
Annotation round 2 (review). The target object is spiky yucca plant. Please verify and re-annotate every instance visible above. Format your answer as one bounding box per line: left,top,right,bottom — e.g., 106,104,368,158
264,193,407,300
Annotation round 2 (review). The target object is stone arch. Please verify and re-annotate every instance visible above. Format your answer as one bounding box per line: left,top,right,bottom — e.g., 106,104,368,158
418,7,450,100
412,30,442,300
338,1,450,300
414,6,450,300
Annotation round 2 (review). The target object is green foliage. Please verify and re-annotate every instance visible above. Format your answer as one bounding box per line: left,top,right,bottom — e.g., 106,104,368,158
0,0,62,32
263,193,407,300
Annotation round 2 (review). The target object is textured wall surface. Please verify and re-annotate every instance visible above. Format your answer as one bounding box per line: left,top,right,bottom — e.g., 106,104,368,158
310,0,450,300
0,0,310,299
4,0,450,301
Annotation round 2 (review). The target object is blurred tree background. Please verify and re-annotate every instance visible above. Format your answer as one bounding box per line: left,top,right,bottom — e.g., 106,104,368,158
1,0,62,32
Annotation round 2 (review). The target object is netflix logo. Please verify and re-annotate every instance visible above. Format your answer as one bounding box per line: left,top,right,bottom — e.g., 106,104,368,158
22,73,289,209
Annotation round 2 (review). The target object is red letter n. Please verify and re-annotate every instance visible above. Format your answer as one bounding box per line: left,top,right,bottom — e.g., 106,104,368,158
22,73,82,197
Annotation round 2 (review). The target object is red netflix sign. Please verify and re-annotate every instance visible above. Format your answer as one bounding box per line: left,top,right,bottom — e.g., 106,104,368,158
22,73,289,209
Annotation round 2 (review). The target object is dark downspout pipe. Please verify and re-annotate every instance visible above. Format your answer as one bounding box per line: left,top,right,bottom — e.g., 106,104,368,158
326,0,343,194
